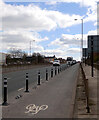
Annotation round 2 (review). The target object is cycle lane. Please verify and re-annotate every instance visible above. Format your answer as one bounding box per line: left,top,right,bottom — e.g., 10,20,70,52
2,63,79,118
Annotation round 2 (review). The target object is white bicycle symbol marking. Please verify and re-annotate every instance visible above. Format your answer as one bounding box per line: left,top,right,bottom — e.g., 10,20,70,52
25,104,48,115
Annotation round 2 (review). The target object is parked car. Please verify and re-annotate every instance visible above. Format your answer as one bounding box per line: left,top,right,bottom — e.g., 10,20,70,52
53,60,60,66
72,60,76,65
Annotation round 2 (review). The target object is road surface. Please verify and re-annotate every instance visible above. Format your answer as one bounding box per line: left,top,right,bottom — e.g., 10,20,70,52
2,63,79,118
2,64,67,95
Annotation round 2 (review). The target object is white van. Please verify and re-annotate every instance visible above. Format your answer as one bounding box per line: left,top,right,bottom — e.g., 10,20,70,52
53,60,60,66
67,57,73,65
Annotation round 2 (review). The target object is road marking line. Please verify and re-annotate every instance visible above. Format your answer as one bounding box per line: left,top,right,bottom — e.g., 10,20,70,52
25,104,48,115
18,87,24,91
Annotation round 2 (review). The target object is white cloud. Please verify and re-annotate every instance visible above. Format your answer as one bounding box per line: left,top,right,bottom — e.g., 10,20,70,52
87,29,97,35
0,1,84,32
48,29,97,59
50,29,97,47
0,0,98,59
84,6,97,24
0,0,97,32
1,3,57,31
46,0,97,26
46,1,57,5
1,30,49,54
2,30,49,43
66,29,70,32
45,0,98,7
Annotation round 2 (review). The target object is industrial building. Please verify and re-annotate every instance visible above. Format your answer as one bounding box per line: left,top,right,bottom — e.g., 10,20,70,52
88,35,99,55
83,35,99,62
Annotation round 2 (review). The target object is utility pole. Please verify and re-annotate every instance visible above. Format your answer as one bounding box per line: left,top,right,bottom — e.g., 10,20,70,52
91,36,94,77
30,41,31,56
74,19,83,62
85,48,86,66
81,19,83,63
30,40,35,56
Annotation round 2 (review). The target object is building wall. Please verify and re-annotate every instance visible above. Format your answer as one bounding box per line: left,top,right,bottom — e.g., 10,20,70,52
88,35,99,55
83,48,88,58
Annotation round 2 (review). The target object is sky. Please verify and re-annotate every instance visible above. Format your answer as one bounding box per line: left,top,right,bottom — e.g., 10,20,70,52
0,0,98,60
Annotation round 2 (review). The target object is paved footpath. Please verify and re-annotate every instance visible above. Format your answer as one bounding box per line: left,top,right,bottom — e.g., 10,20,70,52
74,64,98,119
2,63,79,118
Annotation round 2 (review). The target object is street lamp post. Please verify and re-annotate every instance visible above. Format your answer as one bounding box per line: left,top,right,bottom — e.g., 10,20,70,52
81,19,83,62
30,40,35,56
74,19,83,62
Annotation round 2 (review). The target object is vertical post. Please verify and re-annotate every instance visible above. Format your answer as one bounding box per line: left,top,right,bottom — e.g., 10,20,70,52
91,37,94,77
46,69,48,81
2,77,8,105
51,68,53,78
85,48,86,66
30,41,31,56
25,73,29,92
86,97,90,113
38,70,40,85
81,19,83,63
55,67,57,75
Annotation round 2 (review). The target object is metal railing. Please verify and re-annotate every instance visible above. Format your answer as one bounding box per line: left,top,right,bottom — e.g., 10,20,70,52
80,63,90,113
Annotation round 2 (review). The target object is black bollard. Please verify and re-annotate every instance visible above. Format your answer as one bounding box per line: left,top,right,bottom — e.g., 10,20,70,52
86,106,90,113
51,68,53,78
46,69,48,81
2,77,8,106
38,70,40,85
55,67,57,75
25,73,29,92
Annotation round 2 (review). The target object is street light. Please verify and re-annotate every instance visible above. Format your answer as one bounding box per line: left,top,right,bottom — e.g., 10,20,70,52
74,19,83,62
30,40,35,56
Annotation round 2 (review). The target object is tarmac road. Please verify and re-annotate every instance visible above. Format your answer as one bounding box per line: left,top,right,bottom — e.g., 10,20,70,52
2,63,79,118
2,64,67,95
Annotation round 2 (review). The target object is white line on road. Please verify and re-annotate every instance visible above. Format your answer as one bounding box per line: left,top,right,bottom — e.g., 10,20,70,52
18,87,24,91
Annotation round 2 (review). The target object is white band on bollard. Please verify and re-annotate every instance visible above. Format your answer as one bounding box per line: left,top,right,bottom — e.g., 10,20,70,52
4,80,7,82
4,85,7,87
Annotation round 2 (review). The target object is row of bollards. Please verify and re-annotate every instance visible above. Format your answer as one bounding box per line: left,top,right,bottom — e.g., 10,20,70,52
2,77,8,106
2,64,68,106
